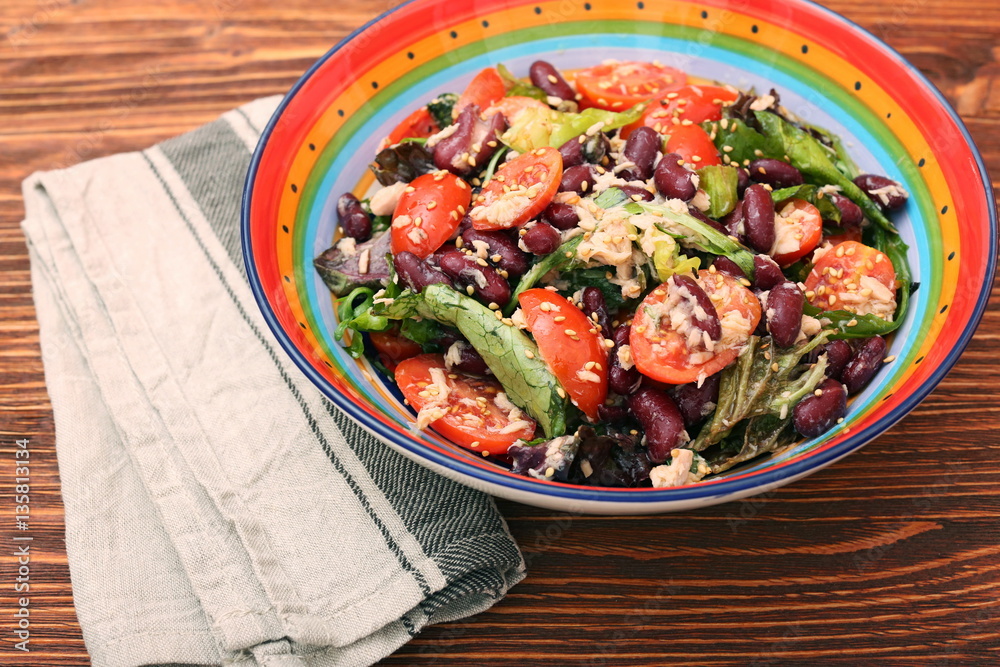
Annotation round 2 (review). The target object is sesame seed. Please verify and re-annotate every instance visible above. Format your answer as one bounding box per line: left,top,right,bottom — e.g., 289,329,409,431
524,350,535,359
564,329,577,337
471,441,480,448
828,294,838,305
476,258,488,267
556,387,567,398
466,285,475,295
836,245,845,257
771,362,780,372
883,355,897,363
604,339,615,348
847,319,858,326
426,201,437,209
488,302,500,310
405,186,416,192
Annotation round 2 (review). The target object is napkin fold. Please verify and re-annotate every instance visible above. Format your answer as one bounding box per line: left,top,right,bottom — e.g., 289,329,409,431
22,96,524,667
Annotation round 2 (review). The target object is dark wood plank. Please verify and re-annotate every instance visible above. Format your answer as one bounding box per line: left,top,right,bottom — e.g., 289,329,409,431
0,1,997,664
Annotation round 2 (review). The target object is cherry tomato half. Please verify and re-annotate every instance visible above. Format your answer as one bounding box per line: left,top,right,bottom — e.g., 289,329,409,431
469,147,563,230
391,172,471,258
455,67,506,117
382,106,439,149
664,124,722,167
770,198,823,267
369,326,422,372
804,241,897,318
396,354,536,455
574,61,687,111
630,270,761,384
620,84,738,139
518,288,608,421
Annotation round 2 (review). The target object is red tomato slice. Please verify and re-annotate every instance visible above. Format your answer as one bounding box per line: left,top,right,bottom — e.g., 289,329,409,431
518,289,608,421
770,198,823,267
620,85,738,139
396,354,536,455
630,270,761,384
664,124,721,167
369,326,422,372
574,61,687,111
455,67,506,116
469,147,563,230
391,172,471,258
382,106,439,149
804,241,897,318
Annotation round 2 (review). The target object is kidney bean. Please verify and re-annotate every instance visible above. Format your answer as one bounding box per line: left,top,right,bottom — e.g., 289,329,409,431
434,105,506,176
619,126,660,181
753,255,784,291
765,281,804,348
558,137,586,169
598,402,630,423
444,340,491,376
608,325,641,396
829,192,863,228
853,174,907,210
654,151,696,200
619,184,655,202
712,256,745,280
627,387,688,463
722,199,744,238
841,335,887,395
688,206,727,234
821,339,854,381
520,222,562,255
736,167,750,196
742,184,776,253
748,158,804,189
542,202,580,230
461,226,530,277
671,274,721,340
672,373,721,428
581,287,612,340
394,251,452,292
559,164,595,195
438,250,511,305
337,192,372,242
793,377,847,438
529,60,576,101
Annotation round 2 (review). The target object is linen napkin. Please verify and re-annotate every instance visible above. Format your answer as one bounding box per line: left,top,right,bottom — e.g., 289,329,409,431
22,95,524,667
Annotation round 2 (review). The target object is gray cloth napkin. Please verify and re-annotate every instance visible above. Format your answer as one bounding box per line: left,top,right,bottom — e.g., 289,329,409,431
22,96,524,667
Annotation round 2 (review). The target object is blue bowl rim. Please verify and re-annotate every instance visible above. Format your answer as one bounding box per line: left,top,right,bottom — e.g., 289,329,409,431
241,0,997,504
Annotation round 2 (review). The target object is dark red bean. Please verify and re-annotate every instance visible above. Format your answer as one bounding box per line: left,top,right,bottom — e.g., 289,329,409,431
581,287,612,340
722,199,744,238
337,193,372,242
609,325,641,396
712,256,745,280
627,387,688,463
736,167,750,196
559,164,595,195
558,137,586,169
438,250,511,306
853,174,907,210
672,374,721,428
542,202,580,230
671,274,721,341
829,193,863,228
765,281,804,348
461,226,530,277
520,222,562,255
793,378,847,438
619,184,655,202
445,340,490,376
821,339,854,381
688,206,727,234
619,126,660,181
529,60,576,101
841,336,887,395
753,255,784,291
394,251,452,292
742,184,776,253
433,104,506,176
654,151,696,200
748,158,804,189
598,403,630,423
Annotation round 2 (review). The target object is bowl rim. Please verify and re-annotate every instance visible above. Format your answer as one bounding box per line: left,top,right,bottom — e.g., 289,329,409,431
241,0,997,503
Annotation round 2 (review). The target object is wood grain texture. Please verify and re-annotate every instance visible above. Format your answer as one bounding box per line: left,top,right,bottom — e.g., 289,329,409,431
0,0,998,664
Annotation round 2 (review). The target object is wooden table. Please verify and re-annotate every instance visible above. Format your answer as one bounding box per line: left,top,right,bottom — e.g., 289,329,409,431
1,0,998,663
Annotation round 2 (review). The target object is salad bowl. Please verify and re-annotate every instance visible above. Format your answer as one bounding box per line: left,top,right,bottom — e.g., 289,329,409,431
242,0,996,514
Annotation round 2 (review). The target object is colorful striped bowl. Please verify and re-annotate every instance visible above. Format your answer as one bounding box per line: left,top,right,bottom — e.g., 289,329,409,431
242,0,996,514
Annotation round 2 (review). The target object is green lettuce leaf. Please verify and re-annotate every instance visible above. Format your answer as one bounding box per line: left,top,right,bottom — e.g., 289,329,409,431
501,104,646,153
696,165,738,219
497,64,549,102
